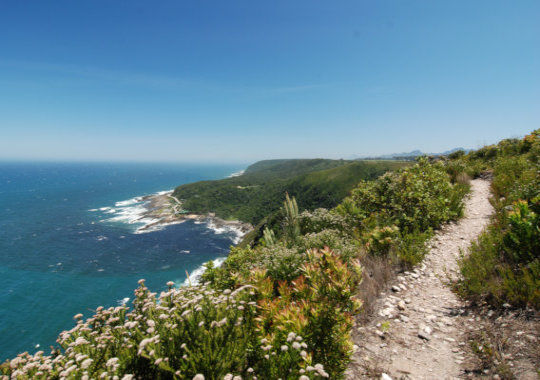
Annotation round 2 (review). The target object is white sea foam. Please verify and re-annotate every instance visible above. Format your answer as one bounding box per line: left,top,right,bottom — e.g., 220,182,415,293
204,220,247,244
134,219,185,234
118,297,130,306
107,204,147,224
181,257,227,287
95,196,154,233
228,170,245,178
115,197,142,207
94,189,246,243
94,190,180,234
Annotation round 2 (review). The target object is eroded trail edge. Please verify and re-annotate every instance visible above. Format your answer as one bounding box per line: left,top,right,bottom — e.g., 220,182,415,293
347,178,493,379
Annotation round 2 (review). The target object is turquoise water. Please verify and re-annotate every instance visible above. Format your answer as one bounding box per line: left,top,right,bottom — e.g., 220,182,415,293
0,162,243,361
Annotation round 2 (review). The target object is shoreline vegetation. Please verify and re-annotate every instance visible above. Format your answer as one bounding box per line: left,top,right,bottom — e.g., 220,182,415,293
2,132,538,379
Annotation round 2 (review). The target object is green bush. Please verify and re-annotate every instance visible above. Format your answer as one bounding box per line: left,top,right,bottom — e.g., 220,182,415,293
333,159,467,268
364,225,400,257
458,130,540,309
503,200,540,264
3,282,261,379
298,208,351,235
248,248,363,378
397,230,431,267
296,229,361,263
3,277,341,380
341,158,466,233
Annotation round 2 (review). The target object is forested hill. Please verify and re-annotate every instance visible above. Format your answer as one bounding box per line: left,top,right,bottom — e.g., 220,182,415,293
242,158,350,180
172,159,409,225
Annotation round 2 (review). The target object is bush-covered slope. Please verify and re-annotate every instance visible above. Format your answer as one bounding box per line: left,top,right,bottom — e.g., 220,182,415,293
455,130,540,308
172,159,409,225
242,159,351,180
3,158,467,379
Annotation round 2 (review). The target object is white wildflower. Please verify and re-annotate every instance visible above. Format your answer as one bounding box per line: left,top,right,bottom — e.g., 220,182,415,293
287,332,296,342
106,357,119,368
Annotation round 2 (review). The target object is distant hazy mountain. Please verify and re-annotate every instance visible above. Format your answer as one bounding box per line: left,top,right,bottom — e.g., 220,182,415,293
351,147,469,160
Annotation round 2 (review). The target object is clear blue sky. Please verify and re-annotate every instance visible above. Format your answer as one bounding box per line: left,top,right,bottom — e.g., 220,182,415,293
0,1,538,162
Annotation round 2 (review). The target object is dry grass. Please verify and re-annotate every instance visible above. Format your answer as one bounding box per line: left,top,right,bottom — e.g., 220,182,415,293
355,254,394,323
465,307,540,379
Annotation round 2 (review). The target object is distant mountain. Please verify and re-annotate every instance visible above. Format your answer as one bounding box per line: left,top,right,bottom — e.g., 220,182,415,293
353,147,469,161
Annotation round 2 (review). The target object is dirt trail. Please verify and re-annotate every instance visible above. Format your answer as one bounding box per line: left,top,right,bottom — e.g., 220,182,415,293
346,179,493,379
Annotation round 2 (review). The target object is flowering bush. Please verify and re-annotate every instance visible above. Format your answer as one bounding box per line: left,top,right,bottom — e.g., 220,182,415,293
298,208,351,235
2,282,260,379
249,247,363,378
2,262,342,379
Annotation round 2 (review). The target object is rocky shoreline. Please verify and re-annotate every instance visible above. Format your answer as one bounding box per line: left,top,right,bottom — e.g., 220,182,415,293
137,191,253,239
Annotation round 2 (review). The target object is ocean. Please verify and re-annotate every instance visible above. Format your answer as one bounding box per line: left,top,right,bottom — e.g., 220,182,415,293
0,161,244,361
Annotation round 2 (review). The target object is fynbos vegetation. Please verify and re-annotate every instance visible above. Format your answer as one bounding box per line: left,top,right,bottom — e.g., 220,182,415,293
3,153,474,379
455,129,540,308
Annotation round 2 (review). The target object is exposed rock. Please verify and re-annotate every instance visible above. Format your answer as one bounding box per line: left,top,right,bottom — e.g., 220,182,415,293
418,331,431,341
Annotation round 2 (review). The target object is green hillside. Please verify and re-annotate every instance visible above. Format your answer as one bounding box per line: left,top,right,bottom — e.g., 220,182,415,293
172,159,409,225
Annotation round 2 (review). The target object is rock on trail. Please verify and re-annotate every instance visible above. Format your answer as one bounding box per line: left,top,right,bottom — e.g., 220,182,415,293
346,179,493,379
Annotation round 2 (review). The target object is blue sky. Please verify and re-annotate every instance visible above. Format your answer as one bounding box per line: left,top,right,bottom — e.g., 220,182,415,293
0,1,538,162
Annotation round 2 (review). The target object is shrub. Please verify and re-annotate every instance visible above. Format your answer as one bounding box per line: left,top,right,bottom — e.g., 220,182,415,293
249,247,363,378
297,229,361,263
503,200,540,264
3,282,260,379
334,159,467,267
342,158,466,233
2,277,341,380
364,225,400,257
458,130,540,309
397,230,431,267
298,208,351,235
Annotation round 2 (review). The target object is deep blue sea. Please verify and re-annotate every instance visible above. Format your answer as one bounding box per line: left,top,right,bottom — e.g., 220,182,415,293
0,162,244,361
